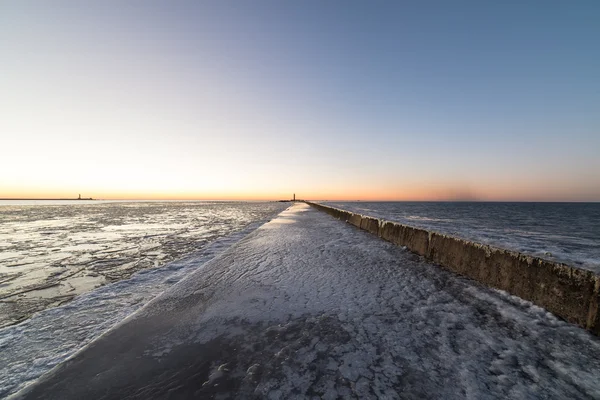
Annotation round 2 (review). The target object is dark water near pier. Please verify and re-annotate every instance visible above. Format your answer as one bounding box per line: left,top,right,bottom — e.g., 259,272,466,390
323,202,600,272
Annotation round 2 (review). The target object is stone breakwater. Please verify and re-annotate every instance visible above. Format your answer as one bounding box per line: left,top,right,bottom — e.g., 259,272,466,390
305,202,600,336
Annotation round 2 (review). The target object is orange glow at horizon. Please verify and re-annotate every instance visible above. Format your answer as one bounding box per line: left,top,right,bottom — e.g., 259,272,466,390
3,181,599,202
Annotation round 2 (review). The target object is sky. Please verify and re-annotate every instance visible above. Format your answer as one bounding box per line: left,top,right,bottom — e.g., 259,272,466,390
1,1,599,201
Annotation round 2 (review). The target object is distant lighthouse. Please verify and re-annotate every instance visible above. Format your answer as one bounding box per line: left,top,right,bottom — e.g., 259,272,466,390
293,193,295,202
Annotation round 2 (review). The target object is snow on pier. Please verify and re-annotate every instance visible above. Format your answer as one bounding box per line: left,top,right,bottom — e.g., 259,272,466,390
13,203,600,399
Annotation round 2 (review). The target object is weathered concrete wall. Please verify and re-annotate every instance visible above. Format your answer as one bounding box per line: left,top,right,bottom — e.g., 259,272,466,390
305,201,600,336
359,216,380,236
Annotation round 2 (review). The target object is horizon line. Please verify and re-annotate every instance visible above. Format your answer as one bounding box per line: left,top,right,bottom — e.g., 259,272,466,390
1,197,598,204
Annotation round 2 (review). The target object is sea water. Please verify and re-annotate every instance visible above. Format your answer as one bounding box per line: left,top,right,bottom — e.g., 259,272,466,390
322,201,600,272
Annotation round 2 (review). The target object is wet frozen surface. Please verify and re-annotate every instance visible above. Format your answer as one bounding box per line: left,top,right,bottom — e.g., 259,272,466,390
0,202,288,398
321,201,600,272
12,204,600,399
0,201,288,327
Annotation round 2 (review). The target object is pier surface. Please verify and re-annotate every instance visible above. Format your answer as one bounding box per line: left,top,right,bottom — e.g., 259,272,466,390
13,203,600,399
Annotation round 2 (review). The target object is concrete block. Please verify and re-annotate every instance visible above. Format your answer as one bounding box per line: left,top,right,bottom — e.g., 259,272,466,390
429,233,488,281
399,225,430,257
530,259,596,327
588,277,600,335
348,213,362,228
380,221,401,244
338,210,351,222
360,216,380,235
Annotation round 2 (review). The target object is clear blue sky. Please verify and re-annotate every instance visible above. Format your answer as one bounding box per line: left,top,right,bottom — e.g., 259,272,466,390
1,1,599,200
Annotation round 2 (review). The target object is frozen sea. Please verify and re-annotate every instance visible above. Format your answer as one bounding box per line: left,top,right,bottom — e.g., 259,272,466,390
0,200,288,397
11,203,600,400
320,202,600,272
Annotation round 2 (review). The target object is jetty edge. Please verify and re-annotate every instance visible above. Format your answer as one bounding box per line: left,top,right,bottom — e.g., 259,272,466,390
305,201,600,336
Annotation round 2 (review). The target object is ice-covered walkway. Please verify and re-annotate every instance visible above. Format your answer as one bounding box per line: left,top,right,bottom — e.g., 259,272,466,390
13,203,600,399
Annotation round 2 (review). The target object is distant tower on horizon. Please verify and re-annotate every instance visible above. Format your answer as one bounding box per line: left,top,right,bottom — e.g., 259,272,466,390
293,193,295,201
78,194,81,200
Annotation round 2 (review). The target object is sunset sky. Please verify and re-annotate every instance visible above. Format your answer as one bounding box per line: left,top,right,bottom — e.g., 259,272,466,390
1,1,599,201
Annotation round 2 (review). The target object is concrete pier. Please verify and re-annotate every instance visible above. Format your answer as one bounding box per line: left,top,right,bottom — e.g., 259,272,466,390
12,203,600,399
306,201,600,336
